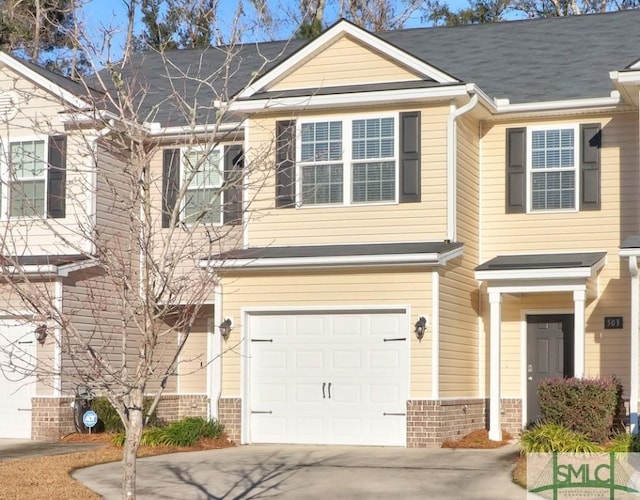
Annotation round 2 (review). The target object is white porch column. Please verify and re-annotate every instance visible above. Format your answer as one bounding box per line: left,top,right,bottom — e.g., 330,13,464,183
573,289,586,378
489,290,503,442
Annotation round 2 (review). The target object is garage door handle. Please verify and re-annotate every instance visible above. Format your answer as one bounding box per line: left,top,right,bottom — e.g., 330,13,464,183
322,382,326,399
383,412,406,416
327,383,332,399
17,408,32,411
383,337,406,342
251,411,272,414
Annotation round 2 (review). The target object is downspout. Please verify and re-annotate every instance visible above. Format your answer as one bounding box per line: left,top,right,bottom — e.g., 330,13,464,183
630,255,639,433
53,279,63,397
210,281,223,419
446,93,479,241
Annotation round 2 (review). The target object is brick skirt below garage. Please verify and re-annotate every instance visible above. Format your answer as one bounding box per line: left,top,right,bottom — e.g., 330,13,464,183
31,394,209,440
217,397,524,448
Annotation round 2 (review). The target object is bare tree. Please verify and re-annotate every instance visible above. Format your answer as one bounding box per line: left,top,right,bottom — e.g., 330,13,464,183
0,2,292,498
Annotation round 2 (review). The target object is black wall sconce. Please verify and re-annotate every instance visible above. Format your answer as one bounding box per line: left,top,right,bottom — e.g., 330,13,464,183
414,316,427,342
219,318,233,341
34,324,48,345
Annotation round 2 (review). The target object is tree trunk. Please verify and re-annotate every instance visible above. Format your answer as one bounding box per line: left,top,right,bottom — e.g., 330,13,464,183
122,400,144,499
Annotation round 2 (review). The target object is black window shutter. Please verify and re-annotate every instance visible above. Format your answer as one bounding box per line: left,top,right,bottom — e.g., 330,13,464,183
399,111,421,203
223,145,243,225
276,120,296,208
580,123,601,211
47,135,67,219
162,148,180,228
506,127,526,213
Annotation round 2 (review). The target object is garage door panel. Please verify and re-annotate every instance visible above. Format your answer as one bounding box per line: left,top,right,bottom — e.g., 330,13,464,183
249,311,408,447
0,320,36,439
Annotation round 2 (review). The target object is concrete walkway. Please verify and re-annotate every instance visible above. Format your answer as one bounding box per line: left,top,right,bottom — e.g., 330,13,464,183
74,444,525,499
0,438,102,462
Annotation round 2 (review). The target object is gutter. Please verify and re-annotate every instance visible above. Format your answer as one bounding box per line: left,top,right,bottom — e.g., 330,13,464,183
198,246,464,271
447,92,479,241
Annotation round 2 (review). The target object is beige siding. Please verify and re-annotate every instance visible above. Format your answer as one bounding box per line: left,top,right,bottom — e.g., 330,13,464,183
0,281,57,395
220,269,433,398
439,114,481,397
270,35,421,91
148,144,244,291
178,308,212,394
246,104,449,246
0,66,92,255
479,112,639,396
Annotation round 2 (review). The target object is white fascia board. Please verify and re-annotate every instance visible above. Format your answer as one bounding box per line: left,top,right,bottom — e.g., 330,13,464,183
611,70,640,84
228,85,469,113
493,91,621,114
238,21,458,99
200,252,455,270
144,121,244,137
0,52,91,110
619,248,640,258
476,267,596,282
488,282,587,295
57,259,99,277
6,265,58,277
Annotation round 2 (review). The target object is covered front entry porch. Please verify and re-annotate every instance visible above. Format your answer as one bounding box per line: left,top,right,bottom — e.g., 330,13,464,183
475,252,606,441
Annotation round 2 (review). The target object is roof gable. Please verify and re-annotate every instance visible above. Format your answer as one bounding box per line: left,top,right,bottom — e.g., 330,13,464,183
238,19,458,99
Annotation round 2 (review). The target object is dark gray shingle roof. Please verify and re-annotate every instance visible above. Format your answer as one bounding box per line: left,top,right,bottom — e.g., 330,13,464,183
56,10,640,126
476,252,607,271
621,236,640,249
210,241,462,261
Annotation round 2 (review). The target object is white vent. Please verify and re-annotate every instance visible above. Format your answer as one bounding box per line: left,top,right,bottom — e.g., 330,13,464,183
0,91,18,121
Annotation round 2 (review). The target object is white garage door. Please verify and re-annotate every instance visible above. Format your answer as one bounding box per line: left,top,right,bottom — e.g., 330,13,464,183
0,319,37,438
248,310,409,446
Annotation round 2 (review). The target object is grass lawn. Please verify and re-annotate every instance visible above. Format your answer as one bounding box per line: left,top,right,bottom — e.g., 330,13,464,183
0,434,234,500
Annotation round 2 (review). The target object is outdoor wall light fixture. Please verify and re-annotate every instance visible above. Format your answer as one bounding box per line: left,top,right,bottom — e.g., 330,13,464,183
219,318,233,341
414,316,428,342
34,324,48,345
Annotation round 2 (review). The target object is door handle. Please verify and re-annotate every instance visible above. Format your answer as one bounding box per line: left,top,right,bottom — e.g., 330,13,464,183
322,382,326,399
328,383,332,399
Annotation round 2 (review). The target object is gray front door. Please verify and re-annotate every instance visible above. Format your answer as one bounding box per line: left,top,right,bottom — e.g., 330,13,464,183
526,314,574,424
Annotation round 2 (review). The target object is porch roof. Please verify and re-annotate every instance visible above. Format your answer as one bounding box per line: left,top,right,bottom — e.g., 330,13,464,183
475,252,607,281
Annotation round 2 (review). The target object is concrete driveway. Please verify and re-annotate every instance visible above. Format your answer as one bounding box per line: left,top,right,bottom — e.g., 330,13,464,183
74,444,525,499
0,438,101,462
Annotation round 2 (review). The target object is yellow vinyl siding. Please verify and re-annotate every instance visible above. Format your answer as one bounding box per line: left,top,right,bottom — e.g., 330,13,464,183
479,112,638,397
270,35,421,91
246,104,449,246
177,309,211,394
439,114,481,397
220,269,432,398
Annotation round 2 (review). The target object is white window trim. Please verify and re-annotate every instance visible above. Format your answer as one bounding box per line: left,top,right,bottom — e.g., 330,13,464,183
526,124,580,214
180,144,224,226
1,135,48,220
295,112,399,208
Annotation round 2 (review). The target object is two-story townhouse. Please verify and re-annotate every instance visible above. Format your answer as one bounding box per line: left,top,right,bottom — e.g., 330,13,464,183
3,10,640,445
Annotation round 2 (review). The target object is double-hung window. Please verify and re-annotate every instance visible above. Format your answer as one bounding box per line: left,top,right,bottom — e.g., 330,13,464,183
9,139,47,217
182,147,223,224
298,115,397,206
529,126,577,212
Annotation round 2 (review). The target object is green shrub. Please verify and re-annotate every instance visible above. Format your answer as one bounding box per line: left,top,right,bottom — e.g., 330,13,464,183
538,376,622,443
606,432,640,453
111,417,225,447
520,423,602,453
161,417,225,447
91,397,158,433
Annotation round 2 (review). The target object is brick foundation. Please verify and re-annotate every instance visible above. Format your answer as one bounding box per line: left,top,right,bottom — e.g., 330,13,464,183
218,397,242,443
407,398,486,447
30,394,209,441
31,397,76,441
155,394,209,425
499,398,523,437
